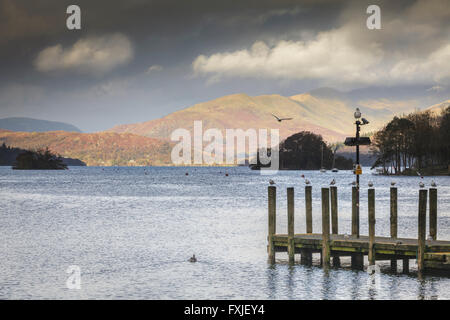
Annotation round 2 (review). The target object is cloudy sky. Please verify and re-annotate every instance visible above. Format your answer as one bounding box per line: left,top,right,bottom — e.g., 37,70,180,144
0,0,449,132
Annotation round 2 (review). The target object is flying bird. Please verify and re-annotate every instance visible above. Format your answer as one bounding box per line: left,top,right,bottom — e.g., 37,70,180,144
271,113,293,122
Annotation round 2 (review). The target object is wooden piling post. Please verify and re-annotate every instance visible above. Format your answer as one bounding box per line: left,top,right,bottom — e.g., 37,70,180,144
330,186,338,234
321,188,330,268
287,187,295,264
429,188,437,241
268,186,276,264
390,187,398,271
368,188,376,266
351,186,359,238
305,186,312,234
300,249,312,266
402,259,409,274
330,186,340,267
418,189,427,273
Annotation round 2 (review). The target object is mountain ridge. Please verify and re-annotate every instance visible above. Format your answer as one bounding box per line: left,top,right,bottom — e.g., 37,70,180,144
0,117,82,133
108,88,440,142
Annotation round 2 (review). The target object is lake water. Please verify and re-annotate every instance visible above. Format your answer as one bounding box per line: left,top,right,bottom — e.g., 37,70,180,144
0,166,449,299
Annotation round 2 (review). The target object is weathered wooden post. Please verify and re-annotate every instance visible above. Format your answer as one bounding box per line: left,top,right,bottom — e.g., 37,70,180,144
305,185,312,234
429,187,437,241
330,186,340,267
403,259,409,274
268,186,276,264
390,187,398,271
321,188,331,268
417,189,427,273
351,186,363,269
351,186,359,237
368,188,376,266
287,187,295,264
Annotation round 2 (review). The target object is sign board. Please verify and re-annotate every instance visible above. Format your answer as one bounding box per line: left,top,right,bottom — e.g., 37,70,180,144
344,137,371,146
355,164,362,175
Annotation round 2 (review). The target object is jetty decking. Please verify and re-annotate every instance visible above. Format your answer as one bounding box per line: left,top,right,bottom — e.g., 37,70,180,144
267,186,450,273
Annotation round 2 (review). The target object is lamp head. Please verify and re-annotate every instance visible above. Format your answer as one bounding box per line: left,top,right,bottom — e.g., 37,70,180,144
361,118,369,125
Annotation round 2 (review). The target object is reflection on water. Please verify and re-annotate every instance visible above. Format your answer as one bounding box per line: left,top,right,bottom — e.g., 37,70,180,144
0,166,449,299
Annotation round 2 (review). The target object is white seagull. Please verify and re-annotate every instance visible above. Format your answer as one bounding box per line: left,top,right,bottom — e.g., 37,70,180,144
419,181,425,188
269,179,275,185
431,180,437,187
368,181,374,188
271,113,293,122
305,179,311,185
391,181,396,186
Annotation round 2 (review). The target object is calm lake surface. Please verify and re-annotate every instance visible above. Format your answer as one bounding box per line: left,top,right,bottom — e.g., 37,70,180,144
0,166,449,299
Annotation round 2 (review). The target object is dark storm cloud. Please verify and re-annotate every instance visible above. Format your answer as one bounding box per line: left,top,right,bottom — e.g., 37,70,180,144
0,0,448,131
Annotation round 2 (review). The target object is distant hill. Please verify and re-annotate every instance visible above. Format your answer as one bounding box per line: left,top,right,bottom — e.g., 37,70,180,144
0,130,173,166
0,117,82,133
108,88,429,142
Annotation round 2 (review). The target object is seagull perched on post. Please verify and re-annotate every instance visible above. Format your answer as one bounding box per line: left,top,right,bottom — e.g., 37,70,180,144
304,179,311,185
271,113,293,122
330,178,336,186
391,181,396,186
431,180,437,187
368,181,374,188
419,181,425,188
269,179,275,185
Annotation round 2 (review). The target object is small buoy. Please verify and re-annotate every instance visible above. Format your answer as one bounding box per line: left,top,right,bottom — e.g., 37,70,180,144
225,173,229,176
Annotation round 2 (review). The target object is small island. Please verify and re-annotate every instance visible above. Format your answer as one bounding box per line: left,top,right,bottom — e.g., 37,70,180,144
0,144,86,169
251,131,353,170
13,148,68,170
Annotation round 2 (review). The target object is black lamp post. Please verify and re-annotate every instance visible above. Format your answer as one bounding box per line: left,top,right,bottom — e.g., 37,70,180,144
344,109,371,239
354,108,362,187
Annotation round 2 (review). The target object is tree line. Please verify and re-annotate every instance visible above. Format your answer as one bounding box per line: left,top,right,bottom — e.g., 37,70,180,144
371,106,450,175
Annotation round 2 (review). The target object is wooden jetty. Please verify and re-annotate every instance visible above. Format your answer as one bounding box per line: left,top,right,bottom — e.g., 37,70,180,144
267,186,450,273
